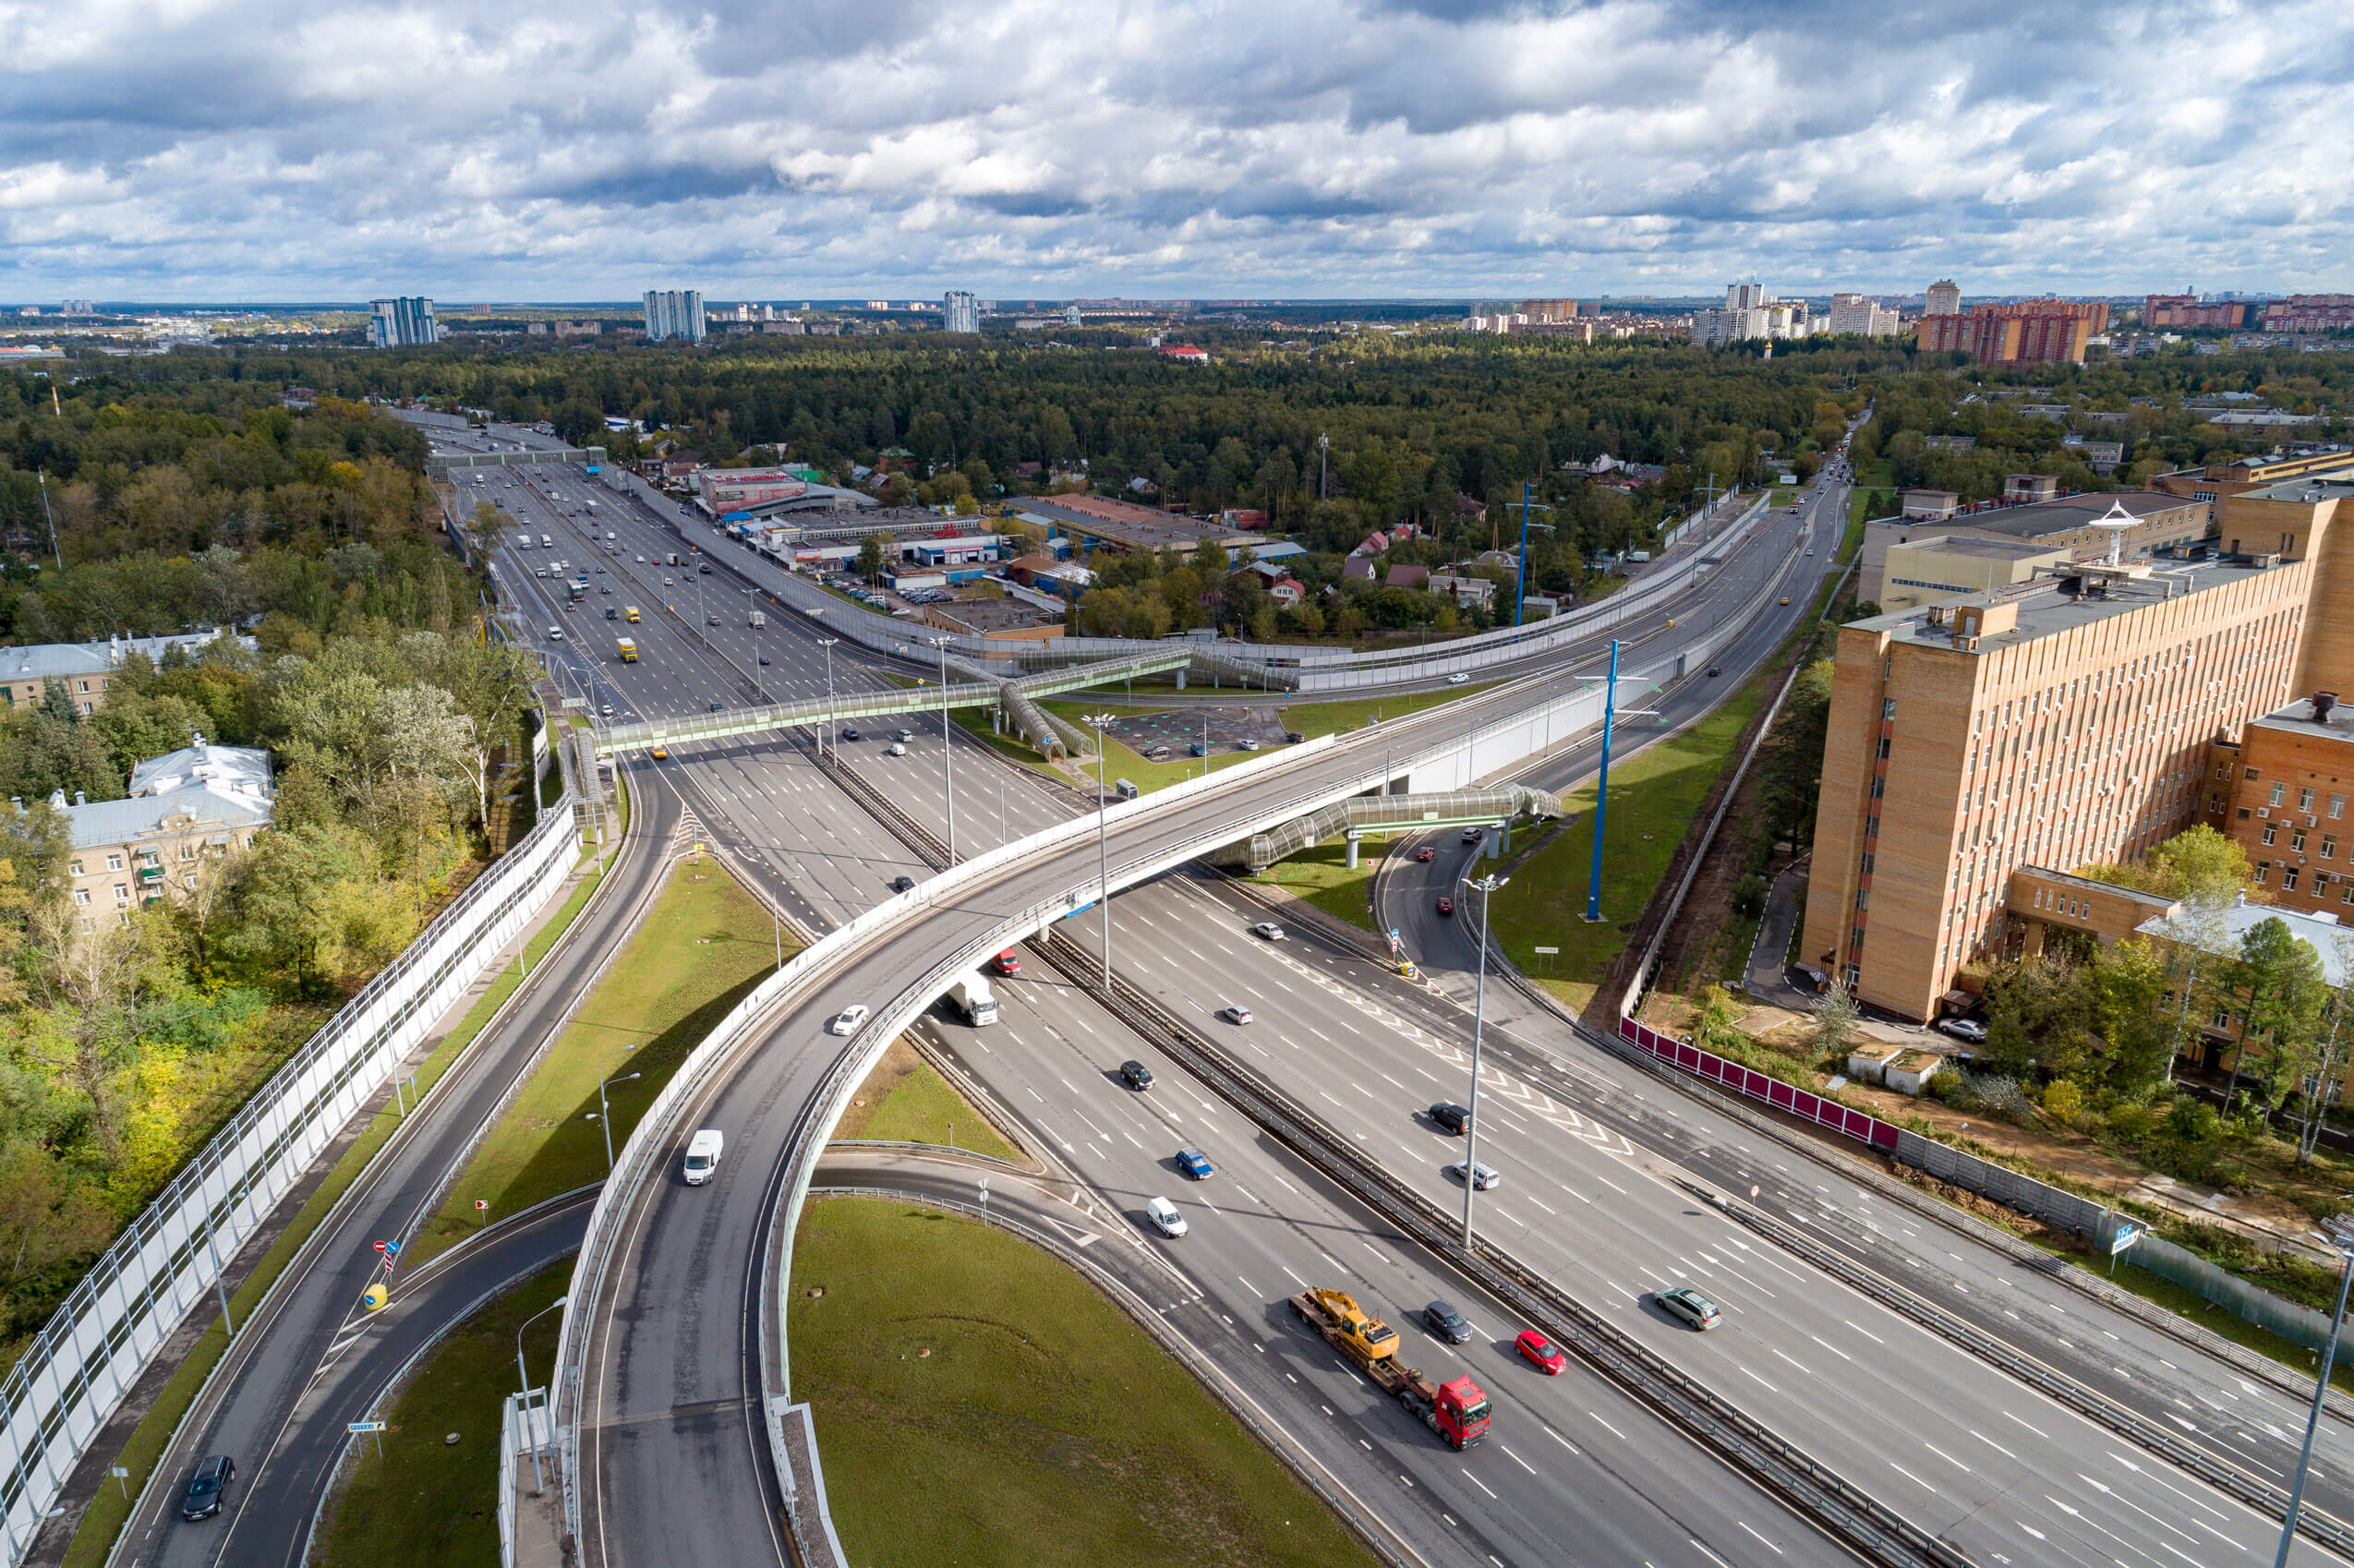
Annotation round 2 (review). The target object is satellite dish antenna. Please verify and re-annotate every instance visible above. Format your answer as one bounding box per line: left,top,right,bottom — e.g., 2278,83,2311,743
2091,499,2137,566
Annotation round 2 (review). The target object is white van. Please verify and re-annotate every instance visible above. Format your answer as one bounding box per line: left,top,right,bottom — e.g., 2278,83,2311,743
540,534,553,549
683,1128,724,1185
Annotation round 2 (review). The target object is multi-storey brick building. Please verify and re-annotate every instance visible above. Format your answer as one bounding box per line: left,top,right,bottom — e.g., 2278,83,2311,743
2212,694,2354,913
1913,300,2110,365
2142,296,2254,330
1802,557,2312,1019
2263,295,2354,333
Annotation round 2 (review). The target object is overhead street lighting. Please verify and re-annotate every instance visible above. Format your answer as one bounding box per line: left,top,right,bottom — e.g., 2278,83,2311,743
817,633,839,757
586,1070,642,1173
1085,712,1118,986
514,1292,570,1495
929,635,958,862
1514,480,1555,627
1584,639,1659,923
2277,1218,2354,1566
1460,871,1508,1248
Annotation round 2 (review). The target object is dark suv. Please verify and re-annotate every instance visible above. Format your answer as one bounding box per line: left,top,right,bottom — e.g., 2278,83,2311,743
1421,1300,1473,1344
1428,1102,1471,1136
1120,1060,1155,1091
181,1454,235,1521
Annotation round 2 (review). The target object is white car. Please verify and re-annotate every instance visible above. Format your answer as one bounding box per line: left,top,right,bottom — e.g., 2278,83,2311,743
1217,1004,1254,1025
887,741,908,756
600,704,614,717
1145,1197,1188,1237
827,1004,872,1036
1249,923,1286,942
1447,672,1469,685
1449,1159,1503,1190
547,626,563,640
1938,1017,1987,1044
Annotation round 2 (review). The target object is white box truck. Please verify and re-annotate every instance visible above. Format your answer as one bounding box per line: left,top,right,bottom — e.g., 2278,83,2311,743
948,974,998,1027
749,609,767,628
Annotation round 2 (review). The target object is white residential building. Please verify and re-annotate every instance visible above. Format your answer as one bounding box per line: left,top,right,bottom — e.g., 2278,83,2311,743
643,289,706,343
1829,293,1903,336
943,291,981,334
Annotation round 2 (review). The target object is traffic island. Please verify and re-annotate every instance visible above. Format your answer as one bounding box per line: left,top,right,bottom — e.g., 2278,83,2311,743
790,1199,1379,1568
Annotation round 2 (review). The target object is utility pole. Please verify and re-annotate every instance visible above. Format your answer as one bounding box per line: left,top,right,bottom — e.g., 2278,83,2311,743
933,635,957,862
1317,433,1330,503
2277,1236,2354,1567
37,470,62,572
1087,713,1117,985
1461,872,1508,1248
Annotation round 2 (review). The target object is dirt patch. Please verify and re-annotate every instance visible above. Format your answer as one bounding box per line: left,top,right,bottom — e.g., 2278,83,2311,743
1835,1080,2146,1194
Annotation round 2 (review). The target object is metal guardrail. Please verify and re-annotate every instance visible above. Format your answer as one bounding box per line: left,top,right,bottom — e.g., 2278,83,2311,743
1,799,585,1562
1029,930,1970,1568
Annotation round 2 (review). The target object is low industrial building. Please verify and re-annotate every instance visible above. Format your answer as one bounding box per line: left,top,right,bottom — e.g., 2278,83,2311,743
1878,537,2069,612
0,631,245,714
1857,491,2211,606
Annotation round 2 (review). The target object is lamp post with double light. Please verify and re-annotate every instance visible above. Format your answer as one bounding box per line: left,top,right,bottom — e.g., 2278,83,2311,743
1459,871,1507,1248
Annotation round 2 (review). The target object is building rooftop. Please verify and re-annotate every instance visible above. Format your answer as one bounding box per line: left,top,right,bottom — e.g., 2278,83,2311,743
0,631,242,684
56,779,272,851
1929,490,2198,541
2245,472,2354,504
1856,558,2285,655
1891,536,2062,562
2136,895,2354,989
128,741,272,801
2249,693,2354,744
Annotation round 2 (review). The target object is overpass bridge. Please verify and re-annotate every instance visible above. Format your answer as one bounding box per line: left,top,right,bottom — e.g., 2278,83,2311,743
1208,782,1565,872
588,649,1207,760
429,445,608,475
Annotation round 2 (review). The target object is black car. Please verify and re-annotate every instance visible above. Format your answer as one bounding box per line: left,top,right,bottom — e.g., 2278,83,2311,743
842,726,862,741
1120,1059,1155,1091
888,874,916,893
1428,1102,1471,1136
1421,1300,1473,1344
1285,730,1306,743
181,1454,235,1521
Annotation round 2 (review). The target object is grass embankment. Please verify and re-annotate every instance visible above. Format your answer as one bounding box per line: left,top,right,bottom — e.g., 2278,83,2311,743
409,857,783,1264
1849,460,1896,531
792,1200,1378,1568
948,705,1069,781
832,1040,1020,1161
61,846,610,1568
1280,683,1498,738
312,1261,571,1568
1252,840,1385,932
1485,680,1769,1010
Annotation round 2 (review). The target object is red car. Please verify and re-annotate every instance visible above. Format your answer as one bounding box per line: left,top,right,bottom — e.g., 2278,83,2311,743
1515,1329,1567,1375
1414,847,1434,862
1436,897,1455,916
992,949,1021,977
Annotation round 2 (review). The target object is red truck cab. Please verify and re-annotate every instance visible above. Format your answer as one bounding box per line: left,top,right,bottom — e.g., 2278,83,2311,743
1432,1376,1491,1448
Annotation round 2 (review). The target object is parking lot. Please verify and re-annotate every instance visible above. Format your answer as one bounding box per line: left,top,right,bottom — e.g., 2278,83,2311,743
1104,704,1291,757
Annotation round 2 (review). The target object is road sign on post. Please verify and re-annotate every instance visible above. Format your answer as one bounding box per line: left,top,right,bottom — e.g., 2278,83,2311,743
2109,1221,2142,1275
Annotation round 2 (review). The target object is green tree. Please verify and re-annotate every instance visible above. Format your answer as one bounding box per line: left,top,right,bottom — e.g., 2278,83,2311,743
1982,956,2097,1080
2220,916,2326,1113
1757,658,1833,847
2092,938,2176,1098
1811,974,1861,1059
855,534,889,583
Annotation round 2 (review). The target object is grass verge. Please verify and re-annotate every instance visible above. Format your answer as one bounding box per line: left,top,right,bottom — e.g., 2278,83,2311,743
409,855,784,1264
791,1199,1378,1568
312,1260,571,1568
1252,840,1385,932
1280,683,1496,738
60,846,610,1568
1486,678,1769,986
948,705,1067,781
832,1039,1020,1161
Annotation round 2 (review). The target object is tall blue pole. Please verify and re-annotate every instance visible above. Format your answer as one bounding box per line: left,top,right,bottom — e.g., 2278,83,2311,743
1515,480,1534,627
1585,640,1621,922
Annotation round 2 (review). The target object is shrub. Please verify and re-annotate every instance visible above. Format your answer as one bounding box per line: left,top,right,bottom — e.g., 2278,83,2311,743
1731,874,1768,917
2042,1079,2084,1127
2169,1097,2222,1143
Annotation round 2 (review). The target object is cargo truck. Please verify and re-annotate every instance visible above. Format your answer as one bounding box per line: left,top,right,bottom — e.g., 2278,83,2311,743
625,606,641,622
948,974,998,1026
749,610,767,629
616,638,638,662
1288,1288,1490,1448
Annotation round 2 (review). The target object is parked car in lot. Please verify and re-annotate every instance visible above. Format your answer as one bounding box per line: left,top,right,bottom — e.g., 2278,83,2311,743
827,1005,871,1036
181,1454,235,1521
1428,1102,1471,1135
1655,1285,1723,1331
1515,1330,1568,1374
1176,1147,1215,1180
1448,1159,1502,1190
1145,1197,1188,1237
1421,1300,1473,1344
1938,1017,1987,1043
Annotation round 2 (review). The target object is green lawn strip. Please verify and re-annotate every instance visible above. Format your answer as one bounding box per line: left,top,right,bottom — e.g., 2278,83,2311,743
2018,1234,2354,1396
1485,680,1769,983
792,1200,1378,1568
831,1039,1020,1161
409,859,784,1264
948,705,1066,782
1251,840,1384,932
1039,700,1262,795
62,846,610,1568
1279,683,1497,739
312,1260,571,1568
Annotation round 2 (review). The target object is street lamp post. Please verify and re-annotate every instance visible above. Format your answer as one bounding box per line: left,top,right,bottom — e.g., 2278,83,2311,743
1086,713,1117,985
932,636,957,862
1461,872,1508,1248
2277,1226,2354,1566
818,635,839,757
1579,643,1655,923
1514,485,1555,628
514,1293,570,1495
588,1070,641,1172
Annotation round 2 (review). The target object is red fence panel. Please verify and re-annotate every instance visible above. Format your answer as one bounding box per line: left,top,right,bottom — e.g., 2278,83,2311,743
1619,1018,1901,1153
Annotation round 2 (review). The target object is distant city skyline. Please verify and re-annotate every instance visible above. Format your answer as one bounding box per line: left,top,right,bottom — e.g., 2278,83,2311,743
1,0,2346,300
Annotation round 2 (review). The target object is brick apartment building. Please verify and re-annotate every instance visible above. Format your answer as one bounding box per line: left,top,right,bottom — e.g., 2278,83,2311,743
2263,295,2354,333
2155,451,2354,505
1802,557,2312,1019
1913,300,2110,365
2142,295,2255,331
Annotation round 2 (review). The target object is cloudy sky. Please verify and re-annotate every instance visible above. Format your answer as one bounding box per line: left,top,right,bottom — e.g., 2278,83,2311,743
2,0,2348,302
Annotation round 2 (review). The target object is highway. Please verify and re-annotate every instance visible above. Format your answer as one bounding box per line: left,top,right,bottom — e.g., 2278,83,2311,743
417,428,2354,1567
112,778,682,1568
